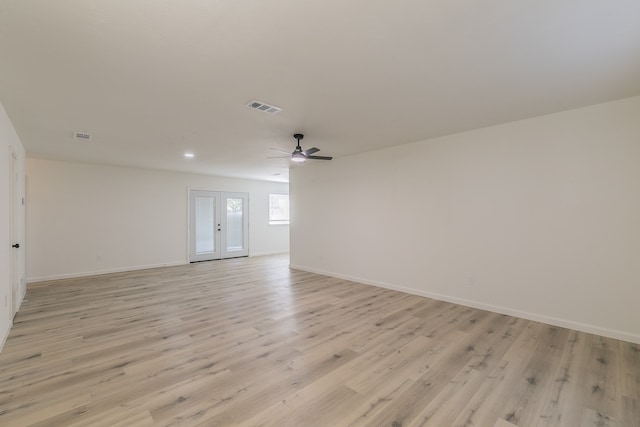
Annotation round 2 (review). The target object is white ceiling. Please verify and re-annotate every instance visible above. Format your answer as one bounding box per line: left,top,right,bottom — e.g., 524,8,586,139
1,1,639,183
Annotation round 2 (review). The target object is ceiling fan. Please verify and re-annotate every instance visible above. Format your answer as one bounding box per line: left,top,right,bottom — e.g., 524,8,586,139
270,133,333,163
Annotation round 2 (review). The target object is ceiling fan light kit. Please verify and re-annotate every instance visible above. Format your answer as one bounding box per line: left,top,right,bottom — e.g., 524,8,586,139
291,152,306,163
270,133,333,163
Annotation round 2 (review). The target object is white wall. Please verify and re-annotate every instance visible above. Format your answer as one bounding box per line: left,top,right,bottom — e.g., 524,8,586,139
26,159,289,282
0,100,26,349
290,96,640,344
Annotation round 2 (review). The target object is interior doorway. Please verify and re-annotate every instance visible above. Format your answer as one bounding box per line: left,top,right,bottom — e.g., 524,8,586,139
189,190,249,262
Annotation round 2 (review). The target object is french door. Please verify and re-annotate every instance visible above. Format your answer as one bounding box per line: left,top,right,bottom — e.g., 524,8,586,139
189,190,249,262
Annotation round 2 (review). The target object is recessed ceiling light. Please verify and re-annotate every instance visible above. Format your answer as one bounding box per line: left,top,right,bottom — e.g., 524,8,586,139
184,152,194,158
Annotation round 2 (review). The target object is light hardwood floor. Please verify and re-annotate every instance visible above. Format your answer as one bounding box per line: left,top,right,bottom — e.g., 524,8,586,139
0,255,638,427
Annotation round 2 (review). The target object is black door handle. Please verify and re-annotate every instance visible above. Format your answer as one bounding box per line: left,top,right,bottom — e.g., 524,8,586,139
12,243,19,248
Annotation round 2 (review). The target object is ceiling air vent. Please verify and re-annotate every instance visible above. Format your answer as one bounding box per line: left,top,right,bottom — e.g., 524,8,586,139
247,100,282,114
74,132,91,140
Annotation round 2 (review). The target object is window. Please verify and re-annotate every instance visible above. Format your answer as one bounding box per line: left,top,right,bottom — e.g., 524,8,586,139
269,194,290,225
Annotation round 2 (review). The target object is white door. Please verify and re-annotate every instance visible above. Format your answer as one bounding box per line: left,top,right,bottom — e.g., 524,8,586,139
9,149,19,317
221,192,249,259
189,190,249,262
190,190,220,262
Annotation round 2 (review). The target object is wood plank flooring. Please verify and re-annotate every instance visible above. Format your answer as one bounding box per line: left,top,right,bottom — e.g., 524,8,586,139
0,254,638,426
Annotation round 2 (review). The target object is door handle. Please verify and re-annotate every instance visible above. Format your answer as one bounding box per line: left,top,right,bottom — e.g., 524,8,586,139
12,243,20,248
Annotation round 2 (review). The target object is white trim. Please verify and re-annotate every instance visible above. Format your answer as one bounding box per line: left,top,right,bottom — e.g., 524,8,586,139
26,254,290,283
26,261,187,284
289,264,640,345
0,320,11,352
249,250,290,257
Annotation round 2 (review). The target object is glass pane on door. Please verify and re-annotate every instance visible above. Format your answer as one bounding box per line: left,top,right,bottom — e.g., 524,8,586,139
225,197,244,252
195,195,215,254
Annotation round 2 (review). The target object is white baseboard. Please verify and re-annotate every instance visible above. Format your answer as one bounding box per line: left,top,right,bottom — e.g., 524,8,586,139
27,261,188,284
249,251,290,257
290,264,640,345
0,323,10,353
27,254,290,283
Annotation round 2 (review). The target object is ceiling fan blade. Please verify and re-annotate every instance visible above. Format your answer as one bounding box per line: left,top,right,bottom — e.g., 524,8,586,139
307,155,333,160
270,147,292,155
303,147,320,156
